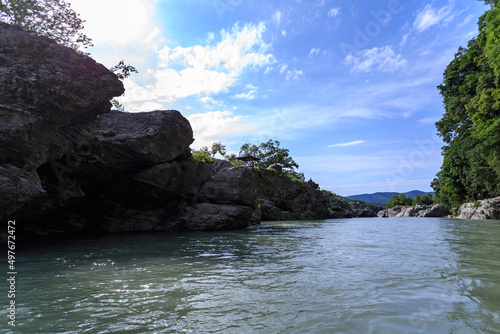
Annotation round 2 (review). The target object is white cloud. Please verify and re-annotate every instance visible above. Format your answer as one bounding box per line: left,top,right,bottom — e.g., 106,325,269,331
187,111,248,149
120,22,275,111
279,63,289,73
273,11,282,24
199,96,220,105
345,46,407,73
414,4,454,32
125,100,163,112
457,14,474,29
68,0,158,46
233,90,257,100
328,7,340,17
286,69,304,80
309,48,320,57
328,140,365,148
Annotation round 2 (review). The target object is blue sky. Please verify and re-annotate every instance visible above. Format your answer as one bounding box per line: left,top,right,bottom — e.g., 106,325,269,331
69,0,488,196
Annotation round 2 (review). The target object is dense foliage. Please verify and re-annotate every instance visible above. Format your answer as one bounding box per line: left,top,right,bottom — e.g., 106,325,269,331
191,142,227,164
192,140,305,181
0,0,92,51
432,0,500,207
237,139,304,180
385,193,435,209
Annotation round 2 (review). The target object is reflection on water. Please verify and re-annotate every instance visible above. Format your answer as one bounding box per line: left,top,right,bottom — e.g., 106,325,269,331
1,218,499,333
441,219,500,333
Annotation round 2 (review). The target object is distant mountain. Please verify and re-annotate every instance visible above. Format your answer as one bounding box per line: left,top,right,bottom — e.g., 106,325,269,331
345,190,434,205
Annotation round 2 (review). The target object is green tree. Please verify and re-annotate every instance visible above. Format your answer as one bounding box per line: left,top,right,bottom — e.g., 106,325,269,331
226,153,245,167
238,139,304,180
110,60,139,81
191,142,227,164
210,141,226,157
109,60,139,110
0,0,92,51
239,139,299,170
411,195,422,206
386,194,412,208
433,1,500,207
420,194,434,205
191,146,215,164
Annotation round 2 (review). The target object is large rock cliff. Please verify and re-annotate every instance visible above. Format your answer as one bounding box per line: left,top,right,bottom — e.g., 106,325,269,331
254,169,376,220
0,22,375,242
0,22,260,240
457,197,500,220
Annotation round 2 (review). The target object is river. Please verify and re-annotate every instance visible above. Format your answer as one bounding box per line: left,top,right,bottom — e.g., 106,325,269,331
3,217,500,333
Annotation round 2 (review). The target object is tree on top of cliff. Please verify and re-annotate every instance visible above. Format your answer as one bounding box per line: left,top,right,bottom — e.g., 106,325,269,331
238,139,304,180
239,140,298,170
0,0,92,51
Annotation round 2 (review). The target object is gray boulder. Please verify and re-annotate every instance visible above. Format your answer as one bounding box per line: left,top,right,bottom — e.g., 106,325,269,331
0,22,124,170
458,197,500,220
382,204,450,218
419,204,450,217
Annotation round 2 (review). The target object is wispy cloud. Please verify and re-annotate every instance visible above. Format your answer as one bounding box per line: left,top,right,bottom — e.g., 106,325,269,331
327,7,341,26
414,3,455,32
233,90,257,100
328,140,365,148
345,46,407,73
273,10,282,25
120,22,275,111
286,69,304,80
457,14,474,29
279,63,289,73
187,111,248,149
328,7,340,17
309,48,320,57
199,96,219,105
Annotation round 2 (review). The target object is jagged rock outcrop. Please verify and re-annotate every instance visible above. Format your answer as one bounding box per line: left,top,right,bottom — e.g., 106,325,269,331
0,22,125,170
326,196,353,218
255,169,329,220
457,197,500,220
0,22,259,240
0,21,124,223
255,169,376,220
0,22,379,243
349,201,378,217
378,204,450,218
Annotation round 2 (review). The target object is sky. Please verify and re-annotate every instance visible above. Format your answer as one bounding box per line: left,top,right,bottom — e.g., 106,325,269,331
68,0,488,196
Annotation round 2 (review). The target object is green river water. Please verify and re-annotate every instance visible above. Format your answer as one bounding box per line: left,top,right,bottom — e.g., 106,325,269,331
2,217,500,333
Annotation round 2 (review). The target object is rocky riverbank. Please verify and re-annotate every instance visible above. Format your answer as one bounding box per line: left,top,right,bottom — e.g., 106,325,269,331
456,197,500,220
378,197,500,220
0,22,375,242
377,204,450,218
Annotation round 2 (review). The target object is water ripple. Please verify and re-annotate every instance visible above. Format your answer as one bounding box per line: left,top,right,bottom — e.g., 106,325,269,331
2,218,499,333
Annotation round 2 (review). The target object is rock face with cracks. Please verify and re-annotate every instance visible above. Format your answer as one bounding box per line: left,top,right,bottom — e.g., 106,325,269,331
0,22,377,243
457,197,500,220
0,22,259,240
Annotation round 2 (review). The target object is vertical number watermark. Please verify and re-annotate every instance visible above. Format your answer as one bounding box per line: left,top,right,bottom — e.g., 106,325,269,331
6,220,16,327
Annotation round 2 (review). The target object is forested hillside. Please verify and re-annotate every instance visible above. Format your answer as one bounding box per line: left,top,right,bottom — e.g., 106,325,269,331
432,0,500,207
